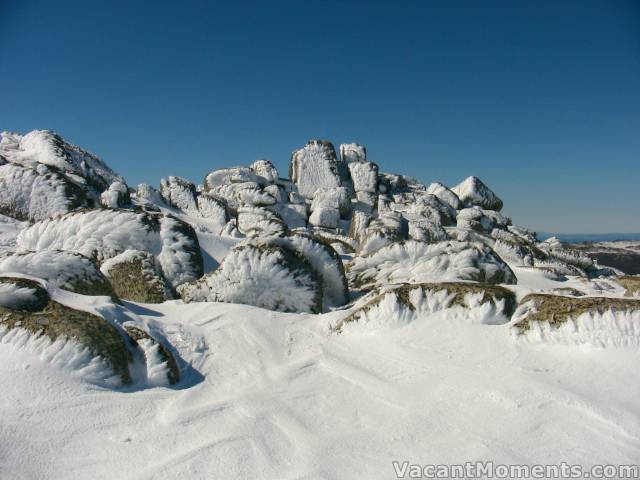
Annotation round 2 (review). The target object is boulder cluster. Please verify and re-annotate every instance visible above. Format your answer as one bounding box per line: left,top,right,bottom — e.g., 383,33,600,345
0,130,629,384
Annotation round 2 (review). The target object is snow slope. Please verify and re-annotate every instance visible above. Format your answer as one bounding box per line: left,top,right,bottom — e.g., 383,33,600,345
1,267,639,480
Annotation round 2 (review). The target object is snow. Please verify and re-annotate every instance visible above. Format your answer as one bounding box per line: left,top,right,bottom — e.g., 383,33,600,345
159,176,198,214
2,278,640,478
308,206,340,229
348,240,516,289
100,181,129,208
339,142,366,163
250,159,279,184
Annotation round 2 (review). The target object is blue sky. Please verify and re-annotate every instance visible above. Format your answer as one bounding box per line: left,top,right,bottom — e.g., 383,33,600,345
1,0,639,233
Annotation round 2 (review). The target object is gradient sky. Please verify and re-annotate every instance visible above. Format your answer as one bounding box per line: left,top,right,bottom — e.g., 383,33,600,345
1,0,639,233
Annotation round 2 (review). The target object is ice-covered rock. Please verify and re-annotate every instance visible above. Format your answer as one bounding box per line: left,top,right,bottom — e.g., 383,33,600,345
135,183,165,207
178,243,322,313
339,143,366,164
236,206,288,238
0,163,87,221
203,167,259,191
123,325,180,385
407,220,449,243
290,140,341,199
159,176,198,213
0,250,114,297
426,182,462,210
272,203,307,229
311,187,350,218
457,206,511,233
0,276,132,385
250,159,279,185
16,208,203,289
309,207,340,229
100,181,130,209
256,233,349,310
347,240,516,291
348,161,378,193
196,193,229,225
357,213,408,255
0,130,123,193
452,176,503,211
348,210,371,242
207,182,275,210
100,250,172,303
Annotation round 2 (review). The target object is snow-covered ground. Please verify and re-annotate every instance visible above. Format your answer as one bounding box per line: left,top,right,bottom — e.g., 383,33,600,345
1,267,639,480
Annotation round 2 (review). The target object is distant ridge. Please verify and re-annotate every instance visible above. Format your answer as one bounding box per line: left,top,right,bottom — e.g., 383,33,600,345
538,232,640,243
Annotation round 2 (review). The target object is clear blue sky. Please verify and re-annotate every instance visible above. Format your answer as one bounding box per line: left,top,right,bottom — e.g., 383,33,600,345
1,0,639,233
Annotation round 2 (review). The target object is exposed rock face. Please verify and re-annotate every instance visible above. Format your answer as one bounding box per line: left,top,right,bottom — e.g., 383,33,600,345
178,243,322,313
512,293,640,333
347,240,516,291
250,159,279,184
100,181,130,208
337,282,517,330
100,250,172,303
290,140,342,199
16,208,203,289
0,250,115,297
426,182,461,210
159,176,198,213
0,276,132,385
340,143,367,164
452,176,503,211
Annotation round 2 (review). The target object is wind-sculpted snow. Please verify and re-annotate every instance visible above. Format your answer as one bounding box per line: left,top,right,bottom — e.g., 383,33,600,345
178,243,322,313
452,175,503,211
0,250,114,297
16,209,203,289
348,240,516,290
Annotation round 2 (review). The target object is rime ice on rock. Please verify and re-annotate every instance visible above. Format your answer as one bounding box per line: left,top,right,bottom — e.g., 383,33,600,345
452,176,503,211
100,181,130,208
250,159,279,185
426,182,462,210
159,176,198,214
339,143,367,164
290,140,342,199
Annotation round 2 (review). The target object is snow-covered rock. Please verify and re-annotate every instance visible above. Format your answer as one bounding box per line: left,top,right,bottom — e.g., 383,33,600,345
123,325,180,385
256,233,349,310
236,206,288,238
100,250,172,303
357,214,408,255
0,250,114,297
250,159,279,185
348,161,378,193
178,243,322,313
348,210,371,242
203,167,259,191
347,240,516,291
0,130,123,193
426,182,462,210
407,220,449,243
159,176,198,214
452,176,503,211
457,206,511,233
0,163,86,221
16,208,203,289
309,207,340,229
100,181,130,209
290,140,341,199
311,187,350,218
339,143,366,164
135,183,165,207
196,193,229,225
0,276,132,385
